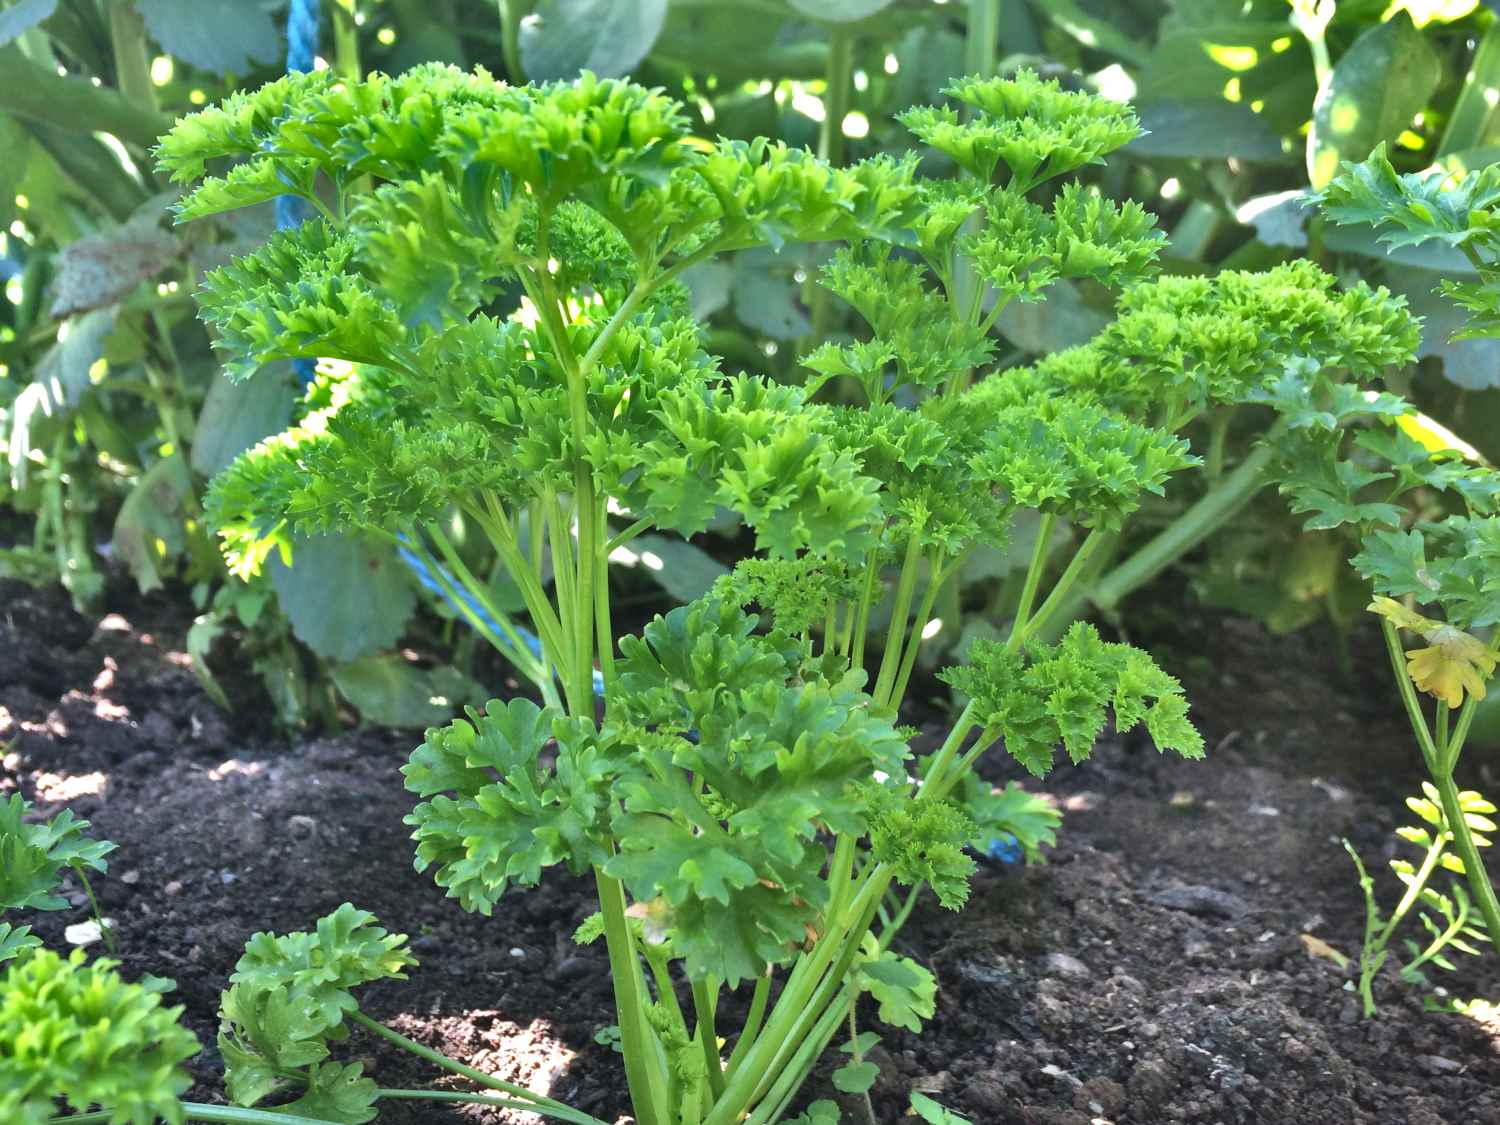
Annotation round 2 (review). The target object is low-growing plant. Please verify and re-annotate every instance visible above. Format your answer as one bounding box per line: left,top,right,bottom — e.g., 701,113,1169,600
0,793,116,959
1271,145,1500,1010
122,63,1419,1123
1344,784,1496,1017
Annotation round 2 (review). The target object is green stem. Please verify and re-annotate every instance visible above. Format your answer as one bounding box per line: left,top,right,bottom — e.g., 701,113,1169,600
878,886,923,952
745,987,855,1125
1431,770,1500,956
1007,512,1055,646
817,25,854,166
1382,620,1441,774
108,2,157,113
1344,841,1385,1018
595,868,671,1125
1382,623,1500,954
919,701,979,798
964,0,1001,79
1086,433,1283,617
873,534,925,706
723,971,773,1081
348,1010,589,1117
498,0,528,82
73,867,114,955
420,523,554,695
332,0,362,81
51,1108,348,1125
705,869,891,1124
1016,527,1108,649
888,550,947,708
375,1089,606,1123
692,977,728,1099
606,516,654,554
926,728,1002,805
850,555,879,668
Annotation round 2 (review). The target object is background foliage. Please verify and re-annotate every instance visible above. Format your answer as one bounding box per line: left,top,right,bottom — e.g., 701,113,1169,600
3,0,1500,727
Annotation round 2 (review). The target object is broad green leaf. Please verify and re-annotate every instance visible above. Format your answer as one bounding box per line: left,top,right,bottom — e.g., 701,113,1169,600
49,214,180,317
1032,0,1149,65
34,308,117,411
627,534,730,604
910,1091,973,1125
269,535,417,662
1307,13,1441,188
731,247,812,340
331,655,482,729
0,115,30,233
518,0,668,80
112,454,193,593
190,364,297,477
993,279,1109,354
1235,190,1313,248
832,1059,880,1094
0,0,54,48
1130,99,1287,161
135,0,281,75
1382,267,1500,390
787,0,897,21
785,1101,841,1125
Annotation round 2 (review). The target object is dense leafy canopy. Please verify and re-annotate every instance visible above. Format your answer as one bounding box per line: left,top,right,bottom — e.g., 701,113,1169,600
0,949,198,1125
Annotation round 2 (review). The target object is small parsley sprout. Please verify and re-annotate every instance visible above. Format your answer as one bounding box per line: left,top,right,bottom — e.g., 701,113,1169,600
0,794,115,913
218,904,415,1120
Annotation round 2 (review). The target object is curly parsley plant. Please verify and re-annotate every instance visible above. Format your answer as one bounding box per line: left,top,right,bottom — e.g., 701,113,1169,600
145,64,1421,1122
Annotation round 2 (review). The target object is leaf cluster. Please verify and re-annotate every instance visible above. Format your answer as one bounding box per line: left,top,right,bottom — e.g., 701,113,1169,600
943,623,1204,777
1321,144,1500,341
407,598,915,985
0,794,115,915
0,948,198,1125
217,903,415,1123
1007,260,1418,423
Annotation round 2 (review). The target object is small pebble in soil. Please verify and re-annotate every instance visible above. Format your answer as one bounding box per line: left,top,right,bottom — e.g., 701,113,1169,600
163,880,183,896
1043,951,1092,981
1148,883,1249,919
509,946,526,958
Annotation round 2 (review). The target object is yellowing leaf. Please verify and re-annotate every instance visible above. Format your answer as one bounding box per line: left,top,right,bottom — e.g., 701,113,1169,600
1368,598,1499,707
1406,633,1497,708
1368,594,1430,633
1393,410,1484,461
1300,932,1350,969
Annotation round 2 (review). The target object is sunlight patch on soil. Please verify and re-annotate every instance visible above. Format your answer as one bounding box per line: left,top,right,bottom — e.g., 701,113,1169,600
387,1012,579,1123
31,769,107,801
206,758,268,782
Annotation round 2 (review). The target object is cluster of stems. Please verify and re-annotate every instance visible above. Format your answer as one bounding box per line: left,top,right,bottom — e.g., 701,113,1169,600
340,177,1111,1117
1379,620,1500,952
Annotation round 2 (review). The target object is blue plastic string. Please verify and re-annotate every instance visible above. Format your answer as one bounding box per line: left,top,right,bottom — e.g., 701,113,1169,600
278,0,321,388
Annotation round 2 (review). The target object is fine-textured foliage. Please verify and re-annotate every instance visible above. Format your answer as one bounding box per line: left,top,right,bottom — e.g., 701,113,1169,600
0,948,199,1125
943,623,1204,777
157,61,1243,1125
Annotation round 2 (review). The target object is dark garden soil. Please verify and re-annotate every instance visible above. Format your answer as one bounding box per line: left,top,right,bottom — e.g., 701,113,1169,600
5,575,1500,1125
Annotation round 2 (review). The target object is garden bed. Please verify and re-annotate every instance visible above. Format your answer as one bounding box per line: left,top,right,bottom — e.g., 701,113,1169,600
4,576,1498,1124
